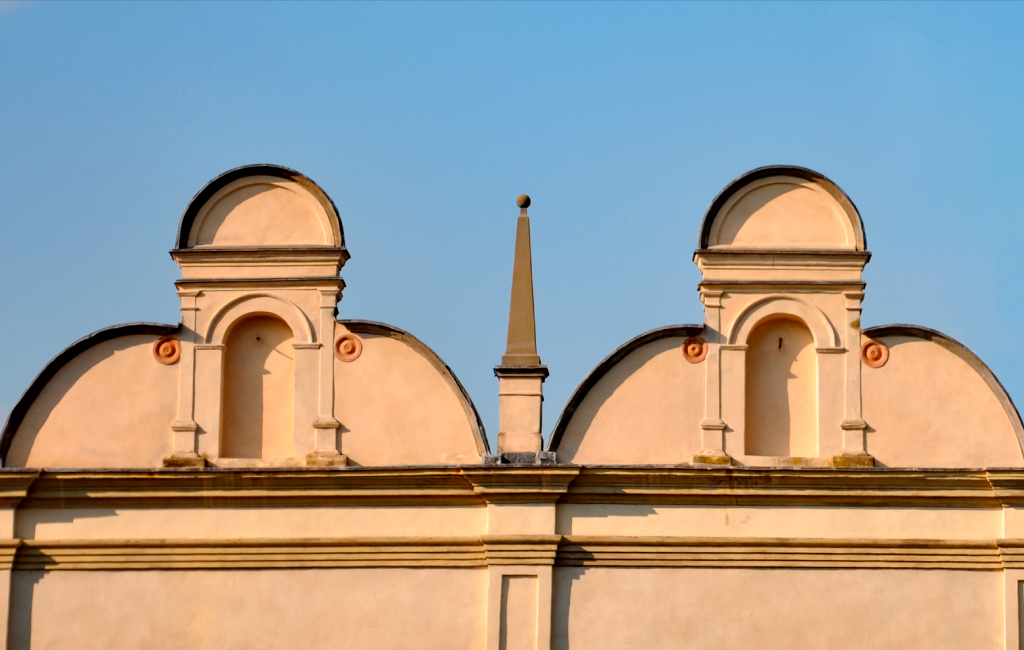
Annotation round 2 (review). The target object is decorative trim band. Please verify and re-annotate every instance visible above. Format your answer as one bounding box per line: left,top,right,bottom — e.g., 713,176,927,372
11,536,1024,571
16,538,486,571
816,347,846,354
559,536,1002,570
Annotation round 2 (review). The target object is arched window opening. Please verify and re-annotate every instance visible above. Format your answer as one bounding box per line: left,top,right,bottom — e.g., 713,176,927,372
221,315,295,458
745,316,817,457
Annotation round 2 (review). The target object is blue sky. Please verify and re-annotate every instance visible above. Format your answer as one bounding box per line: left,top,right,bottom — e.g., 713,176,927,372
1,2,1022,449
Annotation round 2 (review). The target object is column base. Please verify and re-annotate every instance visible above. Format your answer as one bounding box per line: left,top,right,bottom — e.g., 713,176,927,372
162,452,206,468
306,451,348,467
830,452,875,468
692,450,733,466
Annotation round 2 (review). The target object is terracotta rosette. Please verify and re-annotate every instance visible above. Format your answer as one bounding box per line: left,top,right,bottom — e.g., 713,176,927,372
334,333,363,362
861,339,889,368
153,337,181,365
681,337,708,364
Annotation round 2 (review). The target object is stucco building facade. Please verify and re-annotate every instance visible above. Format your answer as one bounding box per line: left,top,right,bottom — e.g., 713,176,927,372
1,164,1023,649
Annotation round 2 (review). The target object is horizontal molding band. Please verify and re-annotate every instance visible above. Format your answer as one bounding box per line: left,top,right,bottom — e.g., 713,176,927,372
9,536,1024,571
17,538,488,570
559,536,1003,570
5,467,1024,509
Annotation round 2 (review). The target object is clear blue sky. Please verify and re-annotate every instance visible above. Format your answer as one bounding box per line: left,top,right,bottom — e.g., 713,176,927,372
1,2,1023,449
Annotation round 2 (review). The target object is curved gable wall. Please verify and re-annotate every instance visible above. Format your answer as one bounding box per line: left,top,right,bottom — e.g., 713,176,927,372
175,164,346,250
3,324,179,468
862,325,1024,468
335,320,488,465
191,178,330,247
2,319,489,468
550,326,704,464
698,165,866,251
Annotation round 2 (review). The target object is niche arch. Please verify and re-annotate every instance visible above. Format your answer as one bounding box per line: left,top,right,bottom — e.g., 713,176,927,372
205,294,314,346
728,295,839,349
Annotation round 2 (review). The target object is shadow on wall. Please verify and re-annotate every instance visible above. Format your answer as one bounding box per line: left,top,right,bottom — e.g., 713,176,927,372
15,507,119,540
553,503,658,650
713,182,802,245
552,567,586,650
9,507,121,650
556,503,658,537
9,571,44,650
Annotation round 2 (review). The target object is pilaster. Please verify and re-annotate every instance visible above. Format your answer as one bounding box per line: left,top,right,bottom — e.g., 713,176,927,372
836,291,872,467
166,290,204,467
696,290,731,464
310,289,343,465
463,467,578,650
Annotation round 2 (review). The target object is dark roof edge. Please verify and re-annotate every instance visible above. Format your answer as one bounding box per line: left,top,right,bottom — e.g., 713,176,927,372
697,165,866,251
864,324,1024,460
175,164,346,250
0,322,180,466
340,319,490,456
547,324,704,452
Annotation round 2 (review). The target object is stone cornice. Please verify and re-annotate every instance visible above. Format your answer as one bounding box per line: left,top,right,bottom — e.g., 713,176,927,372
462,468,581,503
173,277,347,288
8,466,1024,509
566,467,1000,508
18,468,480,508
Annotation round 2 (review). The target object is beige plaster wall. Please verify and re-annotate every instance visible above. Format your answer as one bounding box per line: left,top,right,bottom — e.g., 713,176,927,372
10,568,486,650
335,326,482,465
7,335,175,468
863,336,1023,468
556,504,1001,540
18,505,486,540
555,336,703,465
552,567,1001,650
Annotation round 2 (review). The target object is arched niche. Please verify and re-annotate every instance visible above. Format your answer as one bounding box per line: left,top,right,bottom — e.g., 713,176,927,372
176,164,345,250
744,316,818,457
698,166,866,251
728,296,839,349
205,294,314,346
221,314,295,459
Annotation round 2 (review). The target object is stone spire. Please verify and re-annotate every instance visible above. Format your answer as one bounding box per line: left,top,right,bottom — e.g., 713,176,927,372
493,194,553,464
502,194,541,366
